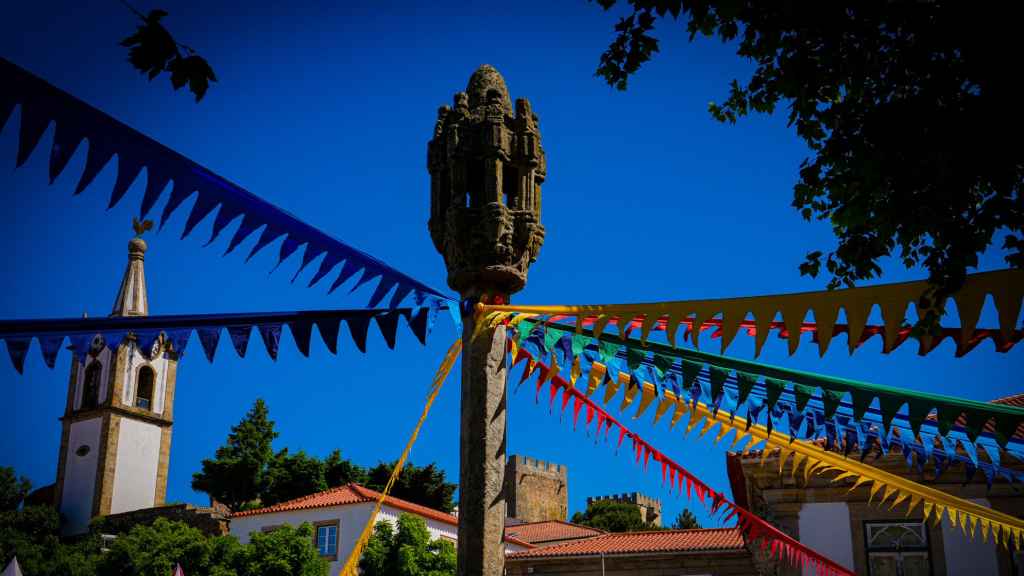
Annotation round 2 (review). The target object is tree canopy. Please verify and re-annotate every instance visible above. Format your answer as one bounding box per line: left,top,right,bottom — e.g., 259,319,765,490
593,1,1022,307
1,496,327,576
671,508,701,530
570,500,656,532
0,467,30,512
359,513,456,576
192,398,278,511
192,399,456,512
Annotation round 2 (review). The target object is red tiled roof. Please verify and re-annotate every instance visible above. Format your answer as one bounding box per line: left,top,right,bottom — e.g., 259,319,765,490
506,527,745,559
231,483,534,548
503,520,604,545
231,483,459,527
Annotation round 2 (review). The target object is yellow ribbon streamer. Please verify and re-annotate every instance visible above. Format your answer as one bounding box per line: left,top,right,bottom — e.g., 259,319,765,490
617,379,1024,550
480,268,1023,357
338,338,462,575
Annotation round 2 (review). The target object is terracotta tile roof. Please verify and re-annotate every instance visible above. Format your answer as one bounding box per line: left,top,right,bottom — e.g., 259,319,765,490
503,520,604,545
991,394,1024,407
506,527,745,559
230,483,534,548
231,483,459,527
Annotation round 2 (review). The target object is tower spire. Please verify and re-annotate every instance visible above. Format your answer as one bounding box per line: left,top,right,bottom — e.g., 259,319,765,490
111,221,151,317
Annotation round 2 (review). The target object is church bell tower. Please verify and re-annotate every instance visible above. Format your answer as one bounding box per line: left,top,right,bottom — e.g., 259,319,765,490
55,235,177,535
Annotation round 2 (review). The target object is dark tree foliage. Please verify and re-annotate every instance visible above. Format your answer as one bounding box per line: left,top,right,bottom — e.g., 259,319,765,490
191,400,455,512
262,449,328,507
671,508,701,530
570,500,655,532
0,467,31,512
364,461,457,513
119,6,216,101
0,505,99,576
192,398,279,511
359,514,456,576
325,449,368,487
593,1,1022,311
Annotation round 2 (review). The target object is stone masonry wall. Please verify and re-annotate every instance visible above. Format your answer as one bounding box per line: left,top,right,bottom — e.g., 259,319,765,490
505,455,567,522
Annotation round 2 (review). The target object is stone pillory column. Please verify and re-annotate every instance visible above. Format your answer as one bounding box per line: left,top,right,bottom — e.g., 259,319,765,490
428,64,546,576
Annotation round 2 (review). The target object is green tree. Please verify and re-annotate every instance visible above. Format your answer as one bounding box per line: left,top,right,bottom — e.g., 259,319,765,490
0,467,31,511
324,449,367,487
97,517,232,576
671,508,701,530
192,398,279,511
593,1,1022,308
571,500,653,532
359,514,456,576
233,523,328,576
0,504,98,576
364,461,456,513
97,518,327,576
263,449,328,506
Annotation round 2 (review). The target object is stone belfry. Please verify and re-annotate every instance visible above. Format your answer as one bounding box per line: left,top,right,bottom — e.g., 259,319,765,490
54,235,178,535
428,65,546,575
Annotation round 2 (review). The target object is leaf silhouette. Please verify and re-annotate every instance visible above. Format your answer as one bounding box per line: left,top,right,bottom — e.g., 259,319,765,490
119,8,216,101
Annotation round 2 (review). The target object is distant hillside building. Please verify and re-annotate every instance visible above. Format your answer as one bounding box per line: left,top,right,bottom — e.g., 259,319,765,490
505,455,568,522
587,492,663,527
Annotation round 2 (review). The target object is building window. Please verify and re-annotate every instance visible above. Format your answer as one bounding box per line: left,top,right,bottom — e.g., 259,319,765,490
135,366,155,410
82,361,102,410
865,521,931,576
315,521,339,559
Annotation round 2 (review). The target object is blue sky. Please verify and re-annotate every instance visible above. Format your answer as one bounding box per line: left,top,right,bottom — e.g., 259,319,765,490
1,1,1019,528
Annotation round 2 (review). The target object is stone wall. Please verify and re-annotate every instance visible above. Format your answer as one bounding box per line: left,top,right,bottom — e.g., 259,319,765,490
586,492,663,527
505,455,568,522
97,503,230,536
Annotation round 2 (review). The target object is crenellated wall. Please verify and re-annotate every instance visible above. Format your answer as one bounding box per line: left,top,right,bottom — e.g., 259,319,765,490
505,455,568,522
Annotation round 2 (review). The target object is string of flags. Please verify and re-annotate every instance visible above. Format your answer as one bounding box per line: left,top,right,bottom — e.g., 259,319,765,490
481,268,1024,358
1,57,455,313
511,343,1024,554
0,307,440,373
511,345,854,576
498,312,1024,450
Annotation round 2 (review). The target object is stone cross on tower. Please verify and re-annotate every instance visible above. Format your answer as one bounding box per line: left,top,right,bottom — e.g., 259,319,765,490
428,65,546,575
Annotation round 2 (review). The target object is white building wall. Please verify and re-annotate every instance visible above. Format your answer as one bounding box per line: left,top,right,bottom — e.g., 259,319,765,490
60,417,102,535
942,498,999,575
110,418,161,513
798,502,855,575
229,502,466,574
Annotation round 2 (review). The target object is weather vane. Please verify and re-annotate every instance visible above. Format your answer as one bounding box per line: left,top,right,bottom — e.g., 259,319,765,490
132,216,153,238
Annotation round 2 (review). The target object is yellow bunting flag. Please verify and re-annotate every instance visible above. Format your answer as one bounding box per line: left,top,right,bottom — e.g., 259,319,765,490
640,389,1024,550
479,269,1023,357
338,338,462,576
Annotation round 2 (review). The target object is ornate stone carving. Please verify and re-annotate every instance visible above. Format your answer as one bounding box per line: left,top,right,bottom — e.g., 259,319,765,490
428,65,546,298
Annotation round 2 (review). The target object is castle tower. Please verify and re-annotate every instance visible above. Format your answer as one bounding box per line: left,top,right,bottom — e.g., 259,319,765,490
505,455,568,522
586,492,663,527
55,237,177,535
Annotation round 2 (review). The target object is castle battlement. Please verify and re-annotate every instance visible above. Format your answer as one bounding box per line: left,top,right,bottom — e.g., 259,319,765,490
509,454,568,478
505,454,568,522
585,492,663,527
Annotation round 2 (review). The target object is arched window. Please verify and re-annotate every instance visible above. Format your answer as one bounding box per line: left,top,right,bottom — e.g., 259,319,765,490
81,361,102,410
135,366,155,411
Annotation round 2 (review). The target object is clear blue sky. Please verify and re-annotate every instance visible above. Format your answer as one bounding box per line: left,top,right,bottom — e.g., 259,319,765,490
1,1,1019,528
